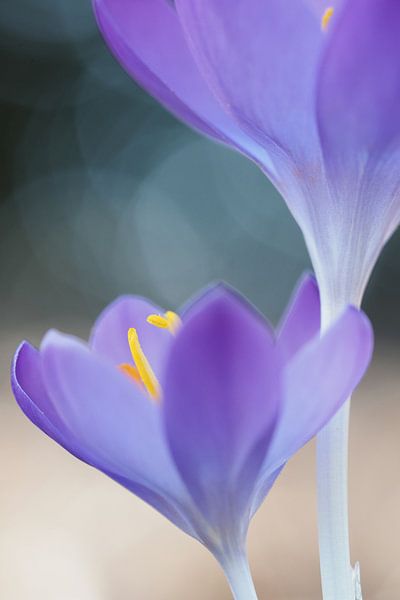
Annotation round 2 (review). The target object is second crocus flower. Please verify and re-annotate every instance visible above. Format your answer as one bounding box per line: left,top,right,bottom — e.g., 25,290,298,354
11,276,373,599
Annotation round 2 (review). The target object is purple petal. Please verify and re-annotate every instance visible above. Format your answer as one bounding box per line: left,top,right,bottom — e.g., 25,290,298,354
41,331,181,491
316,0,400,248
12,342,78,448
12,342,119,469
277,273,320,362
90,295,171,378
265,307,373,474
175,0,324,173
162,285,280,530
12,339,197,536
306,0,345,21
92,0,270,169
318,0,400,171
250,465,284,518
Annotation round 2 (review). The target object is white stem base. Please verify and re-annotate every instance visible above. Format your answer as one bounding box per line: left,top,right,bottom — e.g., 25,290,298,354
221,553,259,600
316,287,364,600
317,401,359,600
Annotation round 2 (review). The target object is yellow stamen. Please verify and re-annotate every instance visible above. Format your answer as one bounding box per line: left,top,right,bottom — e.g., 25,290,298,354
119,363,143,386
128,328,160,401
321,6,334,31
147,314,169,329
165,311,182,334
147,311,182,335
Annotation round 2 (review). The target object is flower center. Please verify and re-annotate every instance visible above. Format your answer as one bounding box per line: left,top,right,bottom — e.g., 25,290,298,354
119,311,181,401
321,6,334,31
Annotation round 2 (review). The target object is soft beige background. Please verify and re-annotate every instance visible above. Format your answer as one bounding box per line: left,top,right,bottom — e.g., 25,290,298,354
0,324,398,600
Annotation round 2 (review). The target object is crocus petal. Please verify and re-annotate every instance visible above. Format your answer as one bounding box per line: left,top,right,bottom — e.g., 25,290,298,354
162,285,280,533
90,295,171,378
318,0,400,174
265,307,373,474
40,331,192,509
175,0,324,174
315,0,400,281
12,342,84,454
92,0,270,169
305,0,345,22
250,465,285,518
13,343,197,537
277,273,320,362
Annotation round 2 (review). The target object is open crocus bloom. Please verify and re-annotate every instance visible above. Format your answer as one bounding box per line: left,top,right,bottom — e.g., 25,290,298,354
93,0,400,310
11,277,373,599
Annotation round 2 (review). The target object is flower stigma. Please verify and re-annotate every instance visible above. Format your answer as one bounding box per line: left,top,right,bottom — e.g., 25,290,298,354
321,7,334,31
119,363,143,386
119,311,181,400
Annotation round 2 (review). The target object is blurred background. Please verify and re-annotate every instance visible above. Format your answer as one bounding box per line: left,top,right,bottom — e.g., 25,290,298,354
0,2,399,599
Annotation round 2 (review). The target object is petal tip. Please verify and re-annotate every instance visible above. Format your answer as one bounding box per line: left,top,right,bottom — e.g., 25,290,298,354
331,306,374,383
41,329,65,350
343,305,373,335
292,272,319,303
347,305,374,354
11,340,34,387
299,270,318,289
41,330,89,360
186,281,263,326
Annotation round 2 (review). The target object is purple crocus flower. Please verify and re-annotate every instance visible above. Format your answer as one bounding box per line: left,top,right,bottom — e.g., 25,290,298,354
92,0,400,310
92,2,400,597
12,277,372,599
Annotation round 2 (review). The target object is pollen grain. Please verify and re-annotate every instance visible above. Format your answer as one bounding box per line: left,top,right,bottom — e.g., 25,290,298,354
321,6,334,31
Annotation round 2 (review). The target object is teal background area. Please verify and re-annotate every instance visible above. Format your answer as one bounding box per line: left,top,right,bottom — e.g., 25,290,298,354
0,0,399,339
